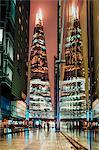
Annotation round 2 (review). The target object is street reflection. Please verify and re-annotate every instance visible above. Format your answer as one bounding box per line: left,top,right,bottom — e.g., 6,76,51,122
0,129,99,150
24,130,29,144
63,128,99,150
6,133,12,144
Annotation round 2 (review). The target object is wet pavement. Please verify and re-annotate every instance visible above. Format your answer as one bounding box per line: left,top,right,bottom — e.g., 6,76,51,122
62,128,99,150
0,128,74,150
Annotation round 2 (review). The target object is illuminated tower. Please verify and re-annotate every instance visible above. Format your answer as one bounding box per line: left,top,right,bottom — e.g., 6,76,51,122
30,9,48,81
64,18,84,79
29,9,52,120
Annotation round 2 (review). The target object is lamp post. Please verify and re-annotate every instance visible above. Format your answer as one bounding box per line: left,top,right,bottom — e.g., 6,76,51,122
55,58,66,132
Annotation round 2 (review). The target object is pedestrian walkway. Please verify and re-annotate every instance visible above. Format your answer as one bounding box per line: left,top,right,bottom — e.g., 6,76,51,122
0,129,74,150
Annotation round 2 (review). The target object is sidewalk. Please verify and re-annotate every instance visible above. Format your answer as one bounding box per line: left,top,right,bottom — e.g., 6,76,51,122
0,129,75,150
24,130,75,150
0,127,29,135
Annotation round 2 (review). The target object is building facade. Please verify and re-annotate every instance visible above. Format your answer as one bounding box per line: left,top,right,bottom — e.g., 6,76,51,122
29,9,53,121
58,0,99,128
58,0,86,124
0,0,30,129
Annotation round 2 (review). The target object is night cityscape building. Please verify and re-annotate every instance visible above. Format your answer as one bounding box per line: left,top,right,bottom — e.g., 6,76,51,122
0,0,30,131
58,0,99,129
29,9,53,125
0,0,99,149
57,1,86,129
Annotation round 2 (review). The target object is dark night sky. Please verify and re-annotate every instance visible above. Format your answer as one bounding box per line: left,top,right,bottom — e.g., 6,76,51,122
29,0,58,106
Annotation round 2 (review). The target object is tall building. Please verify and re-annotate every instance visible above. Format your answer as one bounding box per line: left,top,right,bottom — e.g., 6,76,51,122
12,0,30,100
0,0,16,129
58,0,86,124
0,0,30,130
29,9,52,121
88,0,99,121
11,0,30,122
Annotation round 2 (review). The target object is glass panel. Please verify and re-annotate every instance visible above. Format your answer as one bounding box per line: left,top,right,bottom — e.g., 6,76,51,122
6,66,13,81
10,0,16,22
0,29,3,44
7,39,14,60
0,53,1,66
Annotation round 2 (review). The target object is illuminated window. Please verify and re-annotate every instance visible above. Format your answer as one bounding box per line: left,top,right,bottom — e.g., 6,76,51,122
6,66,13,81
21,25,23,31
19,18,21,24
7,40,13,60
17,53,19,60
19,6,21,13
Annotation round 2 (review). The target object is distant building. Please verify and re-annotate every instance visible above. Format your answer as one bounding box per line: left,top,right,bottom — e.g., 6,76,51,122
29,9,53,120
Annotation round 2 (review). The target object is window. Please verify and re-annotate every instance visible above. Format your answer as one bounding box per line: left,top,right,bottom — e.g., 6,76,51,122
19,6,21,13
0,53,1,66
3,60,6,73
18,42,20,47
21,25,23,31
26,19,28,24
10,0,16,22
6,66,13,81
17,53,19,60
22,5,24,10
19,18,21,24
18,30,20,35
21,37,22,42
7,39,14,60
0,29,3,44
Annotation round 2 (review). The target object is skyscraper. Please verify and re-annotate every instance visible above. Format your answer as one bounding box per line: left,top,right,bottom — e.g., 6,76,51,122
59,1,86,126
29,9,52,121
0,0,30,131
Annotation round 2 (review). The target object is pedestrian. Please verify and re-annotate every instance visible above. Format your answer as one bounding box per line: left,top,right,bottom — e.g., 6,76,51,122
44,123,45,130
47,122,49,131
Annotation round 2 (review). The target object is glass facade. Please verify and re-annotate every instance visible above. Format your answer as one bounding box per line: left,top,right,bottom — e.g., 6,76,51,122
59,0,87,121
29,9,53,120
